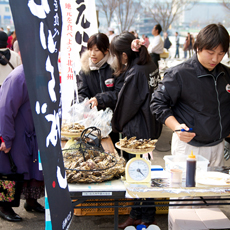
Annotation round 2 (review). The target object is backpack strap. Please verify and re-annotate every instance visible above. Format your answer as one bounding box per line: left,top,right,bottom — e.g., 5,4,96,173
0,52,14,70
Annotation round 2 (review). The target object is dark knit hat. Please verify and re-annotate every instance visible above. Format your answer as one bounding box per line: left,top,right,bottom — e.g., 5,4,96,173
0,31,8,48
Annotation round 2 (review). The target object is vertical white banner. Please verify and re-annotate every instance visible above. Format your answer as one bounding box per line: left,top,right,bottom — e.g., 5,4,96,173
60,0,98,119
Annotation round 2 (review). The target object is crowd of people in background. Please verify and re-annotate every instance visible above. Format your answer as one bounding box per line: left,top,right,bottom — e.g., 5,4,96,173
163,32,172,51
107,26,199,63
0,29,21,86
0,26,20,53
183,32,195,58
0,25,204,61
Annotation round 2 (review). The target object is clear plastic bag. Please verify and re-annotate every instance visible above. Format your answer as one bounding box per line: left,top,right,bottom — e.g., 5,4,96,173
91,107,113,137
65,98,113,137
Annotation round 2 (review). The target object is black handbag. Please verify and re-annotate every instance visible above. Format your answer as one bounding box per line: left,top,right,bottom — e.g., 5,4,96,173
0,151,24,207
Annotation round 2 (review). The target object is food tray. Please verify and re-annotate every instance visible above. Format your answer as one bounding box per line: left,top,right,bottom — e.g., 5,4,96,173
196,171,230,187
115,142,155,154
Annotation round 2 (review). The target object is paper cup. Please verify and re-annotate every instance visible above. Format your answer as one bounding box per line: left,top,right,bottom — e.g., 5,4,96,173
170,168,182,184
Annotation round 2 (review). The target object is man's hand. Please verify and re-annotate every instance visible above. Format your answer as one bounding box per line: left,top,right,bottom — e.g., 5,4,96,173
174,124,196,143
165,116,196,143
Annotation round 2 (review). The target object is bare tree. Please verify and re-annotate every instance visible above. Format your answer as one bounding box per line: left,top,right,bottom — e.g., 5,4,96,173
145,0,198,32
97,0,118,28
222,0,230,11
115,0,142,33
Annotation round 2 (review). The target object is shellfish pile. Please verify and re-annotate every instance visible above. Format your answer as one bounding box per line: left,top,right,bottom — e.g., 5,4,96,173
63,145,126,183
62,122,85,133
118,137,157,149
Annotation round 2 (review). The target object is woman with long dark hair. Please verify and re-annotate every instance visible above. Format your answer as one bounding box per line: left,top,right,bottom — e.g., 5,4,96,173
110,32,162,229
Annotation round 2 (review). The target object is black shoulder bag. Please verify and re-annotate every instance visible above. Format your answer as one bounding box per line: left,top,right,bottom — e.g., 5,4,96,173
0,52,14,70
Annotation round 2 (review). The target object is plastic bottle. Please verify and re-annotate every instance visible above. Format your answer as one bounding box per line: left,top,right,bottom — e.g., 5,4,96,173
186,150,196,187
136,225,146,230
124,226,136,230
146,225,161,230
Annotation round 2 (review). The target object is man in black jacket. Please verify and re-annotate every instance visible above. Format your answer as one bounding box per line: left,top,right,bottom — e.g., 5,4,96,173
151,23,230,167
163,32,172,51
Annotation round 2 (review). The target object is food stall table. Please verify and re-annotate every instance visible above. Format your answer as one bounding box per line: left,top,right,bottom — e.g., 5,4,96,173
66,136,230,229
69,177,230,230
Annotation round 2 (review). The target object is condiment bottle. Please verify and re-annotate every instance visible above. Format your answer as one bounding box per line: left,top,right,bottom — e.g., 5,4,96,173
186,151,196,187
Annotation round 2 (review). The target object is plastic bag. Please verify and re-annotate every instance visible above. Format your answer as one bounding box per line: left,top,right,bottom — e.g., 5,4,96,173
66,98,91,124
64,98,113,138
91,107,113,137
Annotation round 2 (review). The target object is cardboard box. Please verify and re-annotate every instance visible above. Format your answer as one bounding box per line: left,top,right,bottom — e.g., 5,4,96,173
168,208,230,230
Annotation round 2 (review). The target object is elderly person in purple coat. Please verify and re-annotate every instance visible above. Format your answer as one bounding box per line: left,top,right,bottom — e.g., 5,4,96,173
0,65,44,222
